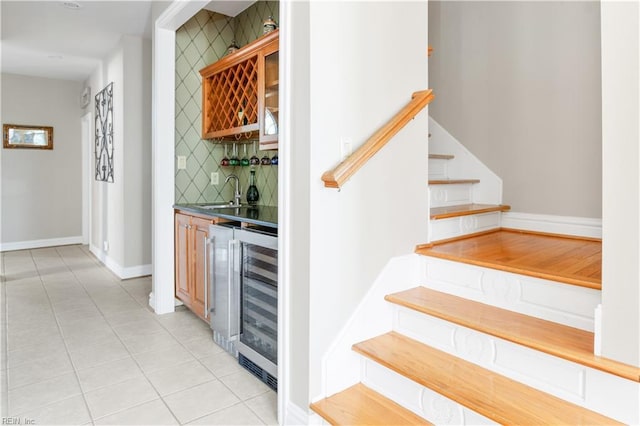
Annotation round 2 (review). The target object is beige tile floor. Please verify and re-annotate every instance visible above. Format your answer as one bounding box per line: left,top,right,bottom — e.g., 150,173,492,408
0,245,277,425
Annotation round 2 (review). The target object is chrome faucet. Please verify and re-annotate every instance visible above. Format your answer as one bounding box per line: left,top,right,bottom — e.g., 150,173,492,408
225,174,242,206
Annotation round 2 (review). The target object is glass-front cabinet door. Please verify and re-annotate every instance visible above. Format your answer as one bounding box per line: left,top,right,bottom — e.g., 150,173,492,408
259,39,279,150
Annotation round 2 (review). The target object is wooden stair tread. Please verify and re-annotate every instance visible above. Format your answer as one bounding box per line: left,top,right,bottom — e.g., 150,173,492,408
416,229,602,289
430,203,510,219
385,287,640,382
428,153,454,160
354,332,623,425
428,178,479,185
311,383,431,425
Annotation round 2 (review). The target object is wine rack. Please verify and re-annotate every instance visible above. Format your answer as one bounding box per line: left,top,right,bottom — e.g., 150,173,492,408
200,30,279,147
202,57,258,140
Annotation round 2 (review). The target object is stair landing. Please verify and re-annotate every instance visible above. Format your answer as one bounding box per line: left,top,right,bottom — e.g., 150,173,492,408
417,229,601,289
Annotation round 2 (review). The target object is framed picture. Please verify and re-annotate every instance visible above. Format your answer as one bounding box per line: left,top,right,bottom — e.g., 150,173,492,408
3,124,54,150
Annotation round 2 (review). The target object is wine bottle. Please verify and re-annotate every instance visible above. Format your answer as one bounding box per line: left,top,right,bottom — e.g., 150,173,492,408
238,101,248,126
246,169,260,205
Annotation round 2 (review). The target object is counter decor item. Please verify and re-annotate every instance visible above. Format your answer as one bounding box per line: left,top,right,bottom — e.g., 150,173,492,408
226,40,239,55
270,154,278,166
246,169,260,205
263,16,277,34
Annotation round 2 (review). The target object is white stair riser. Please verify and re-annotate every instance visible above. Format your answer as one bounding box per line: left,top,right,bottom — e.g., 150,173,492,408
420,256,600,331
361,357,496,425
429,183,473,208
429,117,503,205
429,212,501,242
428,158,449,179
392,306,639,424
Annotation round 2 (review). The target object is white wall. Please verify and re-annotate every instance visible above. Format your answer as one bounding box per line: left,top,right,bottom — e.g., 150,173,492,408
600,0,640,367
429,1,602,218
86,35,152,278
1,73,83,250
123,35,152,269
280,0,311,414
151,0,210,315
299,0,429,403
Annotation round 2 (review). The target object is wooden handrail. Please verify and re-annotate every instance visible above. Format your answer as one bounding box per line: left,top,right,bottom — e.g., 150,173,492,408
321,89,435,189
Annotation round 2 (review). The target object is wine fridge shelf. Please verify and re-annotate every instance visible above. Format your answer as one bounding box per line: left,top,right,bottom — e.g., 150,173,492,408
246,293,277,317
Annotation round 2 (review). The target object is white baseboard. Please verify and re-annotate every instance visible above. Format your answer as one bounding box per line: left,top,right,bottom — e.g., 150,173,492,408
0,236,84,252
120,264,152,279
148,291,156,311
285,401,314,425
89,244,152,280
501,212,602,239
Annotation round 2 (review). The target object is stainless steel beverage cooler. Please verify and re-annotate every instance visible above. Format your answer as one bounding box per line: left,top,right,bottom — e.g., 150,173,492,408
236,228,278,391
208,224,277,391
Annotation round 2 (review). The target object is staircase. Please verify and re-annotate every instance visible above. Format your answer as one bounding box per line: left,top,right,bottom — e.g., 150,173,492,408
311,146,640,424
428,151,510,243
311,252,639,424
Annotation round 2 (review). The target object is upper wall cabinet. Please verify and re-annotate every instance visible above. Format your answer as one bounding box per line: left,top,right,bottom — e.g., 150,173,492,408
200,30,279,150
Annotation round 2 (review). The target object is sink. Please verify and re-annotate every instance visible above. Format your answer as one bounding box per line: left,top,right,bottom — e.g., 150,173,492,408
199,203,242,209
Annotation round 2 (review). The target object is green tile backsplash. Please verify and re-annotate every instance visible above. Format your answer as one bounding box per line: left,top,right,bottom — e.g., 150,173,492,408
175,2,280,207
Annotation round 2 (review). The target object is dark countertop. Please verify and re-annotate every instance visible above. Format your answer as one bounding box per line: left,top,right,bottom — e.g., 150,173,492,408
174,203,278,228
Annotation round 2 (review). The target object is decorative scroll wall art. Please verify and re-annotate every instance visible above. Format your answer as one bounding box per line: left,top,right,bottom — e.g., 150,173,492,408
95,82,114,182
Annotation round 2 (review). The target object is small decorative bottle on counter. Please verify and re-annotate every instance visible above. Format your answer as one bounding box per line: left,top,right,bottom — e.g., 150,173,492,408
246,169,260,205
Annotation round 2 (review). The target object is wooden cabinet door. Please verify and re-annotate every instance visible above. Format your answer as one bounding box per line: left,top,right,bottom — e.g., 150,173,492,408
175,213,191,306
191,217,212,321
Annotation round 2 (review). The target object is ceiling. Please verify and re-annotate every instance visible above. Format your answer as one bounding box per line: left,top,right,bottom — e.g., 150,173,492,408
1,0,254,82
